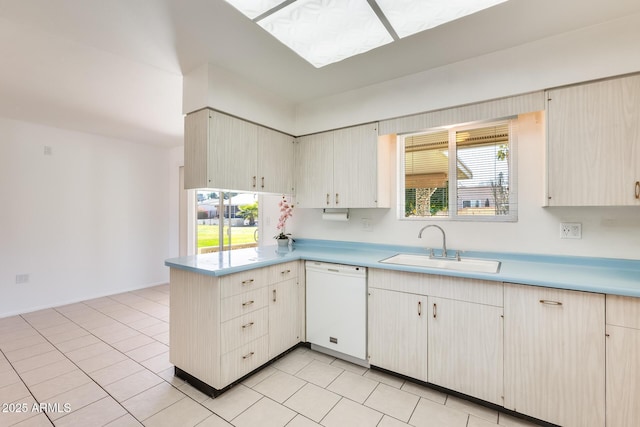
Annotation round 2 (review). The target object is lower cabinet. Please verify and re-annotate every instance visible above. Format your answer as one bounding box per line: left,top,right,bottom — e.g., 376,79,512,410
368,287,428,382
606,295,640,427
169,261,302,394
504,283,605,427
428,297,503,405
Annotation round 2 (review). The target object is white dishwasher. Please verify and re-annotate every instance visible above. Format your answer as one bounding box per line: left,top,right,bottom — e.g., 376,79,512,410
305,261,367,364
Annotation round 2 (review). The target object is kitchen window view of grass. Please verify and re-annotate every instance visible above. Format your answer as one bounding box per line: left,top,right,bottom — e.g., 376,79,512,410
401,120,517,221
197,191,259,253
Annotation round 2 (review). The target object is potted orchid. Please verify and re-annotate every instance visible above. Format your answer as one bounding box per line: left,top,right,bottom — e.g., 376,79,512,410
274,195,294,248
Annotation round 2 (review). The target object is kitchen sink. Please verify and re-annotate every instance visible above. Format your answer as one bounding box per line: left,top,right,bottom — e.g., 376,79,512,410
379,253,501,274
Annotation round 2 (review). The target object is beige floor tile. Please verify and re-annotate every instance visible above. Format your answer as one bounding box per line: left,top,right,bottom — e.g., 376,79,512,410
139,351,172,373
232,397,296,427
446,395,499,423
11,412,54,426
201,385,261,421
104,369,164,401
0,381,31,403
295,360,343,388
4,342,56,363
90,358,145,386
329,358,368,375
121,381,186,420
65,341,113,362
125,341,168,362
138,322,169,337
287,414,322,427
0,396,40,425
363,369,405,389
253,370,306,403
54,334,101,353
364,383,420,422
284,383,340,422
400,381,447,404
103,413,144,426
321,397,383,427
498,413,544,427
54,396,126,427
37,322,80,338
20,359,78,387
75,349,128,373
178,382,210,403
13,350,67,374
409,397,469,427
0,367,23,388
110,333,155,352
157,367,186,387
0,334,47,353
305,350,336,364
143,396,212,427
29,369,92,401
127,316,163,331
378,415,412,427
196,414,234,427
469,415,501,427
153,331,170,345
271,352,314,375
46,381,108,420
242,365,277,388
326,370,378,404
45,327,91,345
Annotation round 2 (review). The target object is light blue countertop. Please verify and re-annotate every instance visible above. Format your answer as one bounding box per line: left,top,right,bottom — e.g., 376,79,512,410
164,239,640,297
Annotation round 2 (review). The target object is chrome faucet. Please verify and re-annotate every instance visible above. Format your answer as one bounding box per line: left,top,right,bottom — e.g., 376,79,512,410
418,225,447,258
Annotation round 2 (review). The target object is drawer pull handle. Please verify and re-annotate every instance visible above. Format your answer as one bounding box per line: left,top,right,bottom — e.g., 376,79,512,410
241,279,254,285
326,193,330,205
252,176,256,188
636,181,640,199
261,177,265,189
418,301,422,316
242,322,254,329
242,300,255,307
539,299,562,306
336,193,339,205
433,303,437,318
280,269,291,275
273,289,277,302
242,352,255,360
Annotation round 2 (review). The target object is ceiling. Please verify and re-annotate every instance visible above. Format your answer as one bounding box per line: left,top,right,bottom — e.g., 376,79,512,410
1,0,639,147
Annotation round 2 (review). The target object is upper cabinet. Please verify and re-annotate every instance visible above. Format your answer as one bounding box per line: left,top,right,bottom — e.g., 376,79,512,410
184,109,294,194
546,74,640,206
294,123,391,208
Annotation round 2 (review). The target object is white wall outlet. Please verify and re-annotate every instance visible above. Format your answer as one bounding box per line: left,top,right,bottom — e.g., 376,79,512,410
560,222,582,239
15,274,29,284
44,146,52,155
361,218,373,232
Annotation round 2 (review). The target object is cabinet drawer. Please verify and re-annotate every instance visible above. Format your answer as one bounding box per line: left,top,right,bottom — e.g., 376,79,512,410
268,261,299,284
221,308,268,354
220,269,268,298
221,287,268,322
221,335,269,386
607,295,640,329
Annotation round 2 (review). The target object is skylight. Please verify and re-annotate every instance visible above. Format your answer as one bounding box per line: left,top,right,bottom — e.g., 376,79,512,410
225,0,509,68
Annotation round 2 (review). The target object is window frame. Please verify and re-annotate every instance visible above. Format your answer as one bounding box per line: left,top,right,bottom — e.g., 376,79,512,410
397,118,518,222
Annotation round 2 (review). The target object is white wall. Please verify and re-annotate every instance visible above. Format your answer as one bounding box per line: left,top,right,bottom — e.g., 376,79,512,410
0,117,172,317
289,112,640,260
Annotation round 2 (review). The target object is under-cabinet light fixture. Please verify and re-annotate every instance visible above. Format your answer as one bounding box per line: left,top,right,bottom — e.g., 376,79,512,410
225,0,509,68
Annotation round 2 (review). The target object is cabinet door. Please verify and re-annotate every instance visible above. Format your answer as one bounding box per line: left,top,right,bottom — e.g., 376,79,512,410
258,127,294,194
547,75,640,206
184,109,210,189
368,288,427,382
294,132,333,208
606,324,640,427
428,297,503,405
504,284,605,427
269,278,299,358
208,111,258,191
333,123,379,208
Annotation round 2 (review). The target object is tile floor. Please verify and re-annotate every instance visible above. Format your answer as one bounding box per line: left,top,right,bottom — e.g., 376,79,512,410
0,285,542,427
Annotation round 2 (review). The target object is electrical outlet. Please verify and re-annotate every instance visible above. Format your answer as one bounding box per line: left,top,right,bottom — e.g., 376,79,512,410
560,222,582,239
15,274,29,284
361,218,373,232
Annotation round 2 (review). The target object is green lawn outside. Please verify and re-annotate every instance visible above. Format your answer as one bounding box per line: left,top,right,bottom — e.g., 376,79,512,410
198,225,258,248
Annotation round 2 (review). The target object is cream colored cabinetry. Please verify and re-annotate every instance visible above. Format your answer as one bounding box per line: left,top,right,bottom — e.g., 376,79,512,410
504,284,605,427
367,269,503,402
368,285,428,382
184,109,294,193
295,123,390,208
546,74,640,206
606,295,640,427
169,262,302,393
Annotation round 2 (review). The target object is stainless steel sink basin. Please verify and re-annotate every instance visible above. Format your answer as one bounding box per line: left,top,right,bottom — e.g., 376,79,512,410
379,253,501,274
